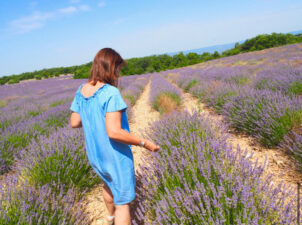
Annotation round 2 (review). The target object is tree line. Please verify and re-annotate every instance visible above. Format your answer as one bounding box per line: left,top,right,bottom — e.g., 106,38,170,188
1,32,301,85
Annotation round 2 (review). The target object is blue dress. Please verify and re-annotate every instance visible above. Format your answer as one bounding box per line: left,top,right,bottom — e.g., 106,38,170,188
70,83,136,205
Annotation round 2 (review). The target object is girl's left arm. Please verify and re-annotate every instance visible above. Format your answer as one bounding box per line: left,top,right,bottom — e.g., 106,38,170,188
70,112,82,128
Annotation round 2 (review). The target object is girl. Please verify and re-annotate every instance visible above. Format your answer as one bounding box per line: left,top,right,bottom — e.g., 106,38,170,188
69,48,160,225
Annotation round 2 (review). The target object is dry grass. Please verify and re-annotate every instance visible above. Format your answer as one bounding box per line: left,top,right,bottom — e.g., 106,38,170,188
0,100,7,108
166,72,179,82
290,59,302,67
155,93,181,115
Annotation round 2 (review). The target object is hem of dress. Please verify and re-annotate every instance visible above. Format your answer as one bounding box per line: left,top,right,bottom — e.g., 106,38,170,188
113,193,136,206
101,177,136,206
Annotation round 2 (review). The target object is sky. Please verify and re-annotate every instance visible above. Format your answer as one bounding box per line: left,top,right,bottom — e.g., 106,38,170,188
0,0,302,76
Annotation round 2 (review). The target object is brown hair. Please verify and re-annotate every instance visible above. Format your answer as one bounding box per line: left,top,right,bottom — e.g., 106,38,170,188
89,48,126,87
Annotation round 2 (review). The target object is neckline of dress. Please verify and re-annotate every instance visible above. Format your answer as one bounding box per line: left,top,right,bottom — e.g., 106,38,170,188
78,83,108,100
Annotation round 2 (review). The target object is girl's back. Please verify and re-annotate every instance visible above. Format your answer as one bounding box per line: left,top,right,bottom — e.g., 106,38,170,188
70,81,136,205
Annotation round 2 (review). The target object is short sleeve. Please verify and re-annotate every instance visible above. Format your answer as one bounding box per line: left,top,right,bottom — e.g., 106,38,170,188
105,93,128,113
70,95,80,113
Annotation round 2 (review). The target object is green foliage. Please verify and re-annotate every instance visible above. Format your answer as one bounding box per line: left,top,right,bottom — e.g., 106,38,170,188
73,63,91,79
212,91,239,113
123,95,135,105
26,110,42,117
49,100,64,108
8,78,19,84
34,74,42,80
230,76,250,86
23,140,100,197
0,133,30,174
153,92,181,115
44,114,68,129
288,82,302,96
184,79,198,92
222,32,302,56
0,100,7,108
261,109,302,147
1,64,80,85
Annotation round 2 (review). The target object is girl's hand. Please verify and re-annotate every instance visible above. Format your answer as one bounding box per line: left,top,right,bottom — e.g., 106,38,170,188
143,139,160,152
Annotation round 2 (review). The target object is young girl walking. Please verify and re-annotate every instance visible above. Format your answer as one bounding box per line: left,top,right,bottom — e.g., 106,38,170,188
69,48,160,225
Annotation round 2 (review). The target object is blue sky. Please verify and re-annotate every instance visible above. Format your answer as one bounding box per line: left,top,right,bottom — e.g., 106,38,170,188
0,0,302,76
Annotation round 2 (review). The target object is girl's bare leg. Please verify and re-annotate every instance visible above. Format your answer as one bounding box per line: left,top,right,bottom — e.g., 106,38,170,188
115,204,131,225
102,184,115,217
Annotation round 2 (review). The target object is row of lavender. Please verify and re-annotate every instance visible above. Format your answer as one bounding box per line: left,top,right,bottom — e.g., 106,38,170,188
0,75,150,224
164,44,302,170
133,110,297,224
0,75,83,130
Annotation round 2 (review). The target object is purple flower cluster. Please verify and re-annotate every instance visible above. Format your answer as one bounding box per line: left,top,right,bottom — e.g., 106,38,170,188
223,87,302,147
118,74,142,90
132,110,297,224
253,66,302,96
280,128,302,170
0,176,89,225
13,125,101,196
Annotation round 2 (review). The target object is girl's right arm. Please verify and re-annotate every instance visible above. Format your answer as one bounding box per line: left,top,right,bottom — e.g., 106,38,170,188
105,110,160,152
70,112,82,128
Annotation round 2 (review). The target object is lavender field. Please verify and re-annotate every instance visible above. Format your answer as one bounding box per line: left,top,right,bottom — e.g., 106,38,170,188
1,43,302,224
165,43,302,166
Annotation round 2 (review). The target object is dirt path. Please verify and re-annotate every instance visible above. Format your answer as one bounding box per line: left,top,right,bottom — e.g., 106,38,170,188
168,78,302,196
83,80,160,225
129,81,160,173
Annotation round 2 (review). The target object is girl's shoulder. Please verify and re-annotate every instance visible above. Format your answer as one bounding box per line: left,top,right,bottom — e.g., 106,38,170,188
74,83,85,98
75,83,85,93
105,83,121,96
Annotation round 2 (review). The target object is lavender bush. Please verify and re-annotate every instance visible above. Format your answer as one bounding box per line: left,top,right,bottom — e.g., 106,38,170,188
118,74,142,90
253,66,302,96
279,128,302,171
14,126,100,197
0,176,89,225
0,103,71,175
133,110,296,224
223,88,302,147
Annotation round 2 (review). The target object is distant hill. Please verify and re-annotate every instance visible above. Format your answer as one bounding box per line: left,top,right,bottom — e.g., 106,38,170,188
167,30,302,56
166,41,245,56
290,29,302,35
